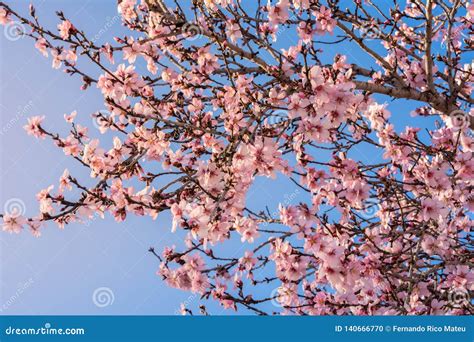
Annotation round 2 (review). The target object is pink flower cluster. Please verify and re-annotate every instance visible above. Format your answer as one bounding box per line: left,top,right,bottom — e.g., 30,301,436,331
1,0,472,315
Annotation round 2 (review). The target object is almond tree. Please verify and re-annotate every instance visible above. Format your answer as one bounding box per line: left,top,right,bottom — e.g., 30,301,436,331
1,0,473,315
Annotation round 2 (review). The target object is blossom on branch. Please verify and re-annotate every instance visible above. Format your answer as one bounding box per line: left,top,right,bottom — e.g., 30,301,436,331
1,0,473,315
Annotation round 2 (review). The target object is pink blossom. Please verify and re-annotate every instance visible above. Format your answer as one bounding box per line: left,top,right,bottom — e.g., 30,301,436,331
118,0,137,21
23,115,45,139
2,0,472,316
122,39,143,63
468,3,474,20
2,214,26,234
313,6,336,34
234,217,259,243
421,198,447,221
267,0,290,26
226,20,242,43
59,169,72,192
57,20,74,39
0,8,11,25
51,49,64,69
34,38,48,57
64,110,77,123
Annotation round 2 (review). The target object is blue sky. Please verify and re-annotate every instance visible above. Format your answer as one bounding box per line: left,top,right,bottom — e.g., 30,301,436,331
0,0,203,315
0,0,448,315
